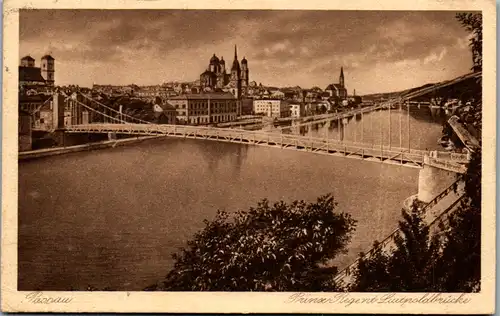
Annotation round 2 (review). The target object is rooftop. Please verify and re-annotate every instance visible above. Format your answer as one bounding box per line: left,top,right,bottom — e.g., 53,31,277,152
19,66,46,83
19,94,52,103
170,92,236,100
326,83,346,90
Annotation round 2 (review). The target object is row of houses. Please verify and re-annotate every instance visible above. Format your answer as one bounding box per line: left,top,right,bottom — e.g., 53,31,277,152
19,88,359,136
91,80,355,104
92,82,203,100
251,99,346,118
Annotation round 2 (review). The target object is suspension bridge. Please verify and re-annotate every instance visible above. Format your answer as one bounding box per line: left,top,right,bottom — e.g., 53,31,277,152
22,71,480,174
50,88,467,173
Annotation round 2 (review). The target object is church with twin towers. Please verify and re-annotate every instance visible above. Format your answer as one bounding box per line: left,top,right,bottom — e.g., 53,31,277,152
200,45,249,98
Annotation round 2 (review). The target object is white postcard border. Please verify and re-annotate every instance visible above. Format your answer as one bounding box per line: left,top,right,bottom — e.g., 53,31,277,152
1,0,496,313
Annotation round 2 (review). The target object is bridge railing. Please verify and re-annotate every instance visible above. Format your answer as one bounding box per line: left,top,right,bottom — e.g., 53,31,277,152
430,150,470,163
425,156,468,174
332,176,464,286
65,122,474,167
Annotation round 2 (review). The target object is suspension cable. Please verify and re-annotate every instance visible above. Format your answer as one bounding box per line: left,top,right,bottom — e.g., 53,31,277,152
71,97,127,124
30,94,54,115
77,92,152,124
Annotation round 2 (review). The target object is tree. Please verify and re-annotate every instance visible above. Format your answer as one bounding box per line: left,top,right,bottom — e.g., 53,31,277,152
150,194,356,291
456,13,482,72
455,13,482,134
428,12,483,292
350,204,441,292
349,242,392,292
431,200,481,292
431,148,481,292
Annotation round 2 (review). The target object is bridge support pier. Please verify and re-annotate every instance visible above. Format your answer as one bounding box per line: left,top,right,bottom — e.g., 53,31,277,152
51,129,66,147
417,156,460,203
49,130,110,147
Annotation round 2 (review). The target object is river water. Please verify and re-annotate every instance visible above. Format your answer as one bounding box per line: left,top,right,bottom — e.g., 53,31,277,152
18,107,446,291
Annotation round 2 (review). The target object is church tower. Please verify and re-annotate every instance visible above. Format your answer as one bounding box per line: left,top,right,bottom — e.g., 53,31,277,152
41,54,55,86
230,45,241,98
240,56,249,87
230,45,240,82
217,56,226,88
20,55,35,67
339,67,345,88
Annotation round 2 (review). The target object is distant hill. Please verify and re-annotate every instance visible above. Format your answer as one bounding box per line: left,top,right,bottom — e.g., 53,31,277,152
361,83,436,101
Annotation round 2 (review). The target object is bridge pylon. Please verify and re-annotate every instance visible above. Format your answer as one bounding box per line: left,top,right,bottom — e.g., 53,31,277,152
52,92,66,130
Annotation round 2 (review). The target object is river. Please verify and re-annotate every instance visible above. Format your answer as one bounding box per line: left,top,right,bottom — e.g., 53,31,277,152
18,107,446,291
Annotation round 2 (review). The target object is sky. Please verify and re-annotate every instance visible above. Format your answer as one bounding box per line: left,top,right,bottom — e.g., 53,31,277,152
20,10,476,94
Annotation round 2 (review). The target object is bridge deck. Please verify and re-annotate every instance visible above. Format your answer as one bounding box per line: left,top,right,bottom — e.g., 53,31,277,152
66,123,432,168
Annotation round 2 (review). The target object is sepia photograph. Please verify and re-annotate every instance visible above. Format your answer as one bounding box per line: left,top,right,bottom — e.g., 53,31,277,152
2,0,496,313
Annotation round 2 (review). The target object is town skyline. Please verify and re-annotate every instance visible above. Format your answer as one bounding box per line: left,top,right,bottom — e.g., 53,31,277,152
20,10,475,94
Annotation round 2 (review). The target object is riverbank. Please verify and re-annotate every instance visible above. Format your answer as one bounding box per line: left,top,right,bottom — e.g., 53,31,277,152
18,135,166,161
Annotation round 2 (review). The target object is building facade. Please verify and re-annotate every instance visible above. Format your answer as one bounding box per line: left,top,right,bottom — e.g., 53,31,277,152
153,97,177,124
241,98,254,115
290,103,305,118
168,93,239,125
200,46,249,99
253,99,291,118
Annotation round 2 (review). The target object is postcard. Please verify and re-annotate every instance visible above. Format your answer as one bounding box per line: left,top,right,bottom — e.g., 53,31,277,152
1,0,496,313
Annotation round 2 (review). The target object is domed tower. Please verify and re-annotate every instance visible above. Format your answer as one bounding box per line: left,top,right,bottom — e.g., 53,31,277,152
241,56,249,88
41,54,55,86
209,54,220,73
216,56,227,88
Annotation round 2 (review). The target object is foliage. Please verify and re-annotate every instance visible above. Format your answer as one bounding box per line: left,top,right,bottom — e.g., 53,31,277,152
432,201,481,292
350,204,441,292
152,194,356,291
447,14,482,292
434,148,482,292
463,148,481,209
455,13,483,134
456,13,483,72
349,242,392,292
